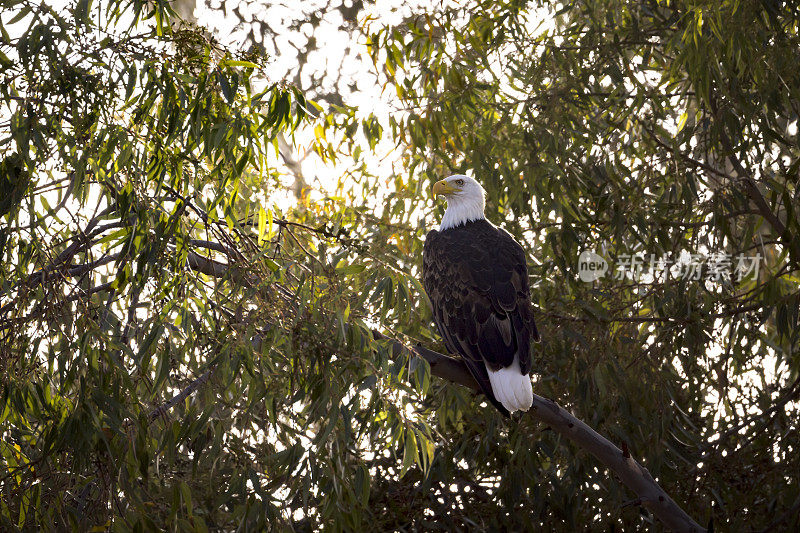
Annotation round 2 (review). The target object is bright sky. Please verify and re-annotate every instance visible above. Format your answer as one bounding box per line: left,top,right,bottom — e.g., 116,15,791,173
194,0,442,212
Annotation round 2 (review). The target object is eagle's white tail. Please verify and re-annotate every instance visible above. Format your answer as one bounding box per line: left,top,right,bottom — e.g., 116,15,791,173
485,356,533,413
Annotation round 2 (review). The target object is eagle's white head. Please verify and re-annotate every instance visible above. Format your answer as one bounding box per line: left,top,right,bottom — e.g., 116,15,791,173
432,174,486,230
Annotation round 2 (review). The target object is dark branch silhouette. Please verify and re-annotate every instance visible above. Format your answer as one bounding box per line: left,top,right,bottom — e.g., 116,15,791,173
392,339,705,533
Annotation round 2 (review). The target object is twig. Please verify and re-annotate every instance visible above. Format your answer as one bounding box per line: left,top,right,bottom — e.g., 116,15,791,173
147,369,213,422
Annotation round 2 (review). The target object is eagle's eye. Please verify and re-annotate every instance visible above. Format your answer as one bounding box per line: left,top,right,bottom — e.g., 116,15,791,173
455,179,465,186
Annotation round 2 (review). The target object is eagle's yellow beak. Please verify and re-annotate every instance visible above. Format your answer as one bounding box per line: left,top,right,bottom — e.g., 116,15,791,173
432,179,458,197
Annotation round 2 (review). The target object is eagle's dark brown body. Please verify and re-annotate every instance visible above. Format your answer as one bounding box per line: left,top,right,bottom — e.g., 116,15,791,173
422,219,539,416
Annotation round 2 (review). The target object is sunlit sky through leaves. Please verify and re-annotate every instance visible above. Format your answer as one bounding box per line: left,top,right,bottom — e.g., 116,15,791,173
197,0,442,213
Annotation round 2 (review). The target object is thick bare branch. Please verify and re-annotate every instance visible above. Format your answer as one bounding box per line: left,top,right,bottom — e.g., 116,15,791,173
400,341,706,533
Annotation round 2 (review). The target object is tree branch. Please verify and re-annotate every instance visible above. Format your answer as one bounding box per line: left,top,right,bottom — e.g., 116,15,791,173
147,369,213,423
396,340,706,533
707,98,800,268
187,251,231,278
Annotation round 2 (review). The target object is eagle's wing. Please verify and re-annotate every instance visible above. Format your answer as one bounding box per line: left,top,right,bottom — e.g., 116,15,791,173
423,221,538,415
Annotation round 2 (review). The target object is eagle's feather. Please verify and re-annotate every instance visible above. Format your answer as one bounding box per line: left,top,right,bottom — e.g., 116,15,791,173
423,218,539,415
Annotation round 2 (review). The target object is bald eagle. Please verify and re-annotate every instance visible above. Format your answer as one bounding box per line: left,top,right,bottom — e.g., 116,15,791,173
423,175,539,416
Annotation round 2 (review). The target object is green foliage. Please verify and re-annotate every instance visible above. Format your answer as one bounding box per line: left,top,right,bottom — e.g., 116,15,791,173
365,0,800,529
0,0,798,531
